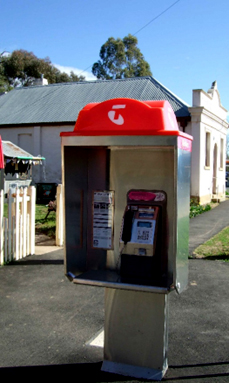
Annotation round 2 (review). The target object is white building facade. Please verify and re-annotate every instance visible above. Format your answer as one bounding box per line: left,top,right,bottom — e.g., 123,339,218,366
188,82,228,204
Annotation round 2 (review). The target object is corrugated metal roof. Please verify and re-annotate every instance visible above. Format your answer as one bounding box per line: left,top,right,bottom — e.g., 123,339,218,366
0,76,190,125
2,140,45,160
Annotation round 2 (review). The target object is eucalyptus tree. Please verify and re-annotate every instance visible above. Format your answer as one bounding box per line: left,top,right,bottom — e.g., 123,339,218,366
92,34,152,80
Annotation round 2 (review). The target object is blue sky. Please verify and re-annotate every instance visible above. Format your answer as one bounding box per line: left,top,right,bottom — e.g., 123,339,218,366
1,0,229,109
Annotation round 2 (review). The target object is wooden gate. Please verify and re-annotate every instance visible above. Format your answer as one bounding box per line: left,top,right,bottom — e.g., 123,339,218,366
0,186,36,265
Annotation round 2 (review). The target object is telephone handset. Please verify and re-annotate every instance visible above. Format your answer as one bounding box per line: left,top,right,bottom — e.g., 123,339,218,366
121,209,135,244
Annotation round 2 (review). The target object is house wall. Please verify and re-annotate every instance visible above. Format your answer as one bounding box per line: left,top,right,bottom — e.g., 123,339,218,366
189,84,228,204
0,124,74,185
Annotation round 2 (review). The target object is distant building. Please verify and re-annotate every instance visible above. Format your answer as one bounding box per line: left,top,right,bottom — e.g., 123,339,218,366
0,76,227,203
188,81,228,203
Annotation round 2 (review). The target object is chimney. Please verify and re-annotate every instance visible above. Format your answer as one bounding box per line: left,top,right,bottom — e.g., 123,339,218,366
31,74,48,86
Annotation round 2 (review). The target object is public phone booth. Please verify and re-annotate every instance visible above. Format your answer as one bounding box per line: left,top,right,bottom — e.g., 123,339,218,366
60,98,193,380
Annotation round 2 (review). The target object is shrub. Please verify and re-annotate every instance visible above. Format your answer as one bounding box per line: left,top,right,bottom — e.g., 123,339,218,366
190,200,211,218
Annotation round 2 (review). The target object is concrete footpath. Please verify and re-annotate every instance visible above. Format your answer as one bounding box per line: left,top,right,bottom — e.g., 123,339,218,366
0,201,229,382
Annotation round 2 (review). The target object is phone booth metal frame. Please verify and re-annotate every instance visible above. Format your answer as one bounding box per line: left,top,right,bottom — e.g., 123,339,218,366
60,98,193,380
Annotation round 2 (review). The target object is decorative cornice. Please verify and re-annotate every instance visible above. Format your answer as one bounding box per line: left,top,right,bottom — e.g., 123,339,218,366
188,106,228,128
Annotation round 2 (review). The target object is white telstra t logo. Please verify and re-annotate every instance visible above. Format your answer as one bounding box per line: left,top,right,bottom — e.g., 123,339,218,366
108,104,126,125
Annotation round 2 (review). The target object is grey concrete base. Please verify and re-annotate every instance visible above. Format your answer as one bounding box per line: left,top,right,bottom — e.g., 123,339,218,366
103,288,169,381
101,360,168,381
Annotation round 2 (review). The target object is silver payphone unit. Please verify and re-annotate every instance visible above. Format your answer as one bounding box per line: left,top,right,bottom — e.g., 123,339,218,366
119,190,168,285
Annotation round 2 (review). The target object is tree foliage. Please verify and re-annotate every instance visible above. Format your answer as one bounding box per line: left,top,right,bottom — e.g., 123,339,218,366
0,52,12,93
92,34,152,80
0,49,85,92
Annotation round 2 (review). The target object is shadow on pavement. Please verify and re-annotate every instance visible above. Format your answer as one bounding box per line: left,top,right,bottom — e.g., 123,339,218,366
1,361,229,381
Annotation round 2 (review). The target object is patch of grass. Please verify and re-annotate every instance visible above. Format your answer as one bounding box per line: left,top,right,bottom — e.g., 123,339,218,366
193,226,229,261
35,204,56,238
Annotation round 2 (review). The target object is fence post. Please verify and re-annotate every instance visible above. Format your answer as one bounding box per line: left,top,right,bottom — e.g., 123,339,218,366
15,188,20,261
56,184,64,246
0,189,4,265
8,189,13,261
4,218,8,262
21,187,27,258
28,186,36,255
26,213,30,256
12,216,15,259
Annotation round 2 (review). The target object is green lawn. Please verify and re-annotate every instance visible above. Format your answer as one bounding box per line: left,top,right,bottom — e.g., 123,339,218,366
193,226,229,261
190,199,229,261
35,204,56,238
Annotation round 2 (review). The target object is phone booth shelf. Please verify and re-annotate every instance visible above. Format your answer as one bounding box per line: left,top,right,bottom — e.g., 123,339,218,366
60,98,193,381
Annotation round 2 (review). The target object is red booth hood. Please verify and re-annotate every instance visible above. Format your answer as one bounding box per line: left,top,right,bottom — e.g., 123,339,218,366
60,98,193,149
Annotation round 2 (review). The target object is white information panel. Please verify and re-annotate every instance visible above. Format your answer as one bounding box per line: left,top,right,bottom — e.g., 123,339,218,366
92,191,114,249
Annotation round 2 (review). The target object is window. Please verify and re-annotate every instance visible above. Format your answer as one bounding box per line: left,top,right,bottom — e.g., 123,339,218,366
205,132,210,168
220,138,224,169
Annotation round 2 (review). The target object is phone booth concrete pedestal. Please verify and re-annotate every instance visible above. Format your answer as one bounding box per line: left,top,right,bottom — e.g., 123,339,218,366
60,98,193,380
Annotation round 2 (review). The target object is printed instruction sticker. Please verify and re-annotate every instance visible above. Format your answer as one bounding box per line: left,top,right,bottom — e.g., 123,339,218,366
92,191,114,249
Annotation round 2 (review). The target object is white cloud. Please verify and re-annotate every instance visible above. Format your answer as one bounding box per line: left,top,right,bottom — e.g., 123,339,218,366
54,64,96,81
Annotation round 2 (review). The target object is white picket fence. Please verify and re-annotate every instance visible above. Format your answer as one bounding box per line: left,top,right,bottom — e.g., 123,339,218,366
55,184,64,247
0,186,36,265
